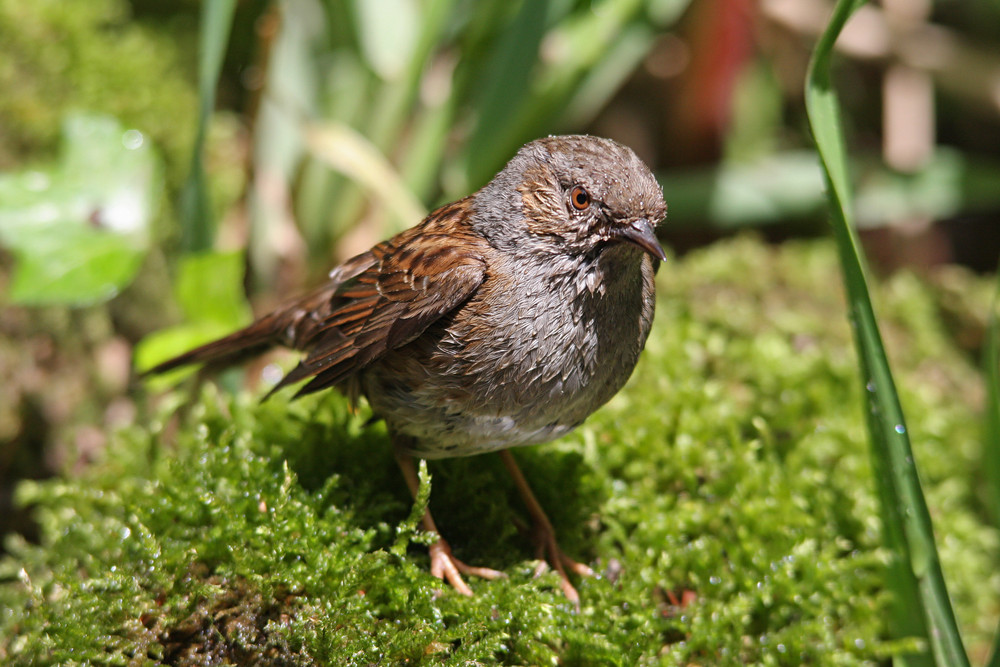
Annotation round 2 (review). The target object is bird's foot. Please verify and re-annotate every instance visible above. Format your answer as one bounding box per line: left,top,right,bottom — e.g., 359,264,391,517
528,520,593,608
428,537,506,596
499,450,593,608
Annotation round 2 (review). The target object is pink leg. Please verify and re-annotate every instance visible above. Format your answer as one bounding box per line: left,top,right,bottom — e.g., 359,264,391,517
394,449,505,595
499,450,594,607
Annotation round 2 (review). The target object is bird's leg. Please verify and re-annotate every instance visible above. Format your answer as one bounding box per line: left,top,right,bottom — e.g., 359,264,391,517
393,447,505,596
498,449,594,607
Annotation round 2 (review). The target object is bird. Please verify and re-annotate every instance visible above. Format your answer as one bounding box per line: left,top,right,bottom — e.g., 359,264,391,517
145,134,667,605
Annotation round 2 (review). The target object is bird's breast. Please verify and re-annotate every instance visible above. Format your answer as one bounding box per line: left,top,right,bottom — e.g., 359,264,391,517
363,248,656,458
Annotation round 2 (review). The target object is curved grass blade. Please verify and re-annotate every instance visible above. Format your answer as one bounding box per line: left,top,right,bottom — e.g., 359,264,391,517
179,0,237,253
804,1,969,665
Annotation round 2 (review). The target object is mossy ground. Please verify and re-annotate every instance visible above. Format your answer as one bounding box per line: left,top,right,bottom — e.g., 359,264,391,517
1,236,997,665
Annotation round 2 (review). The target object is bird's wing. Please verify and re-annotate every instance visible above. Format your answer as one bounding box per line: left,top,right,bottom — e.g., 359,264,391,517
271,199,488,397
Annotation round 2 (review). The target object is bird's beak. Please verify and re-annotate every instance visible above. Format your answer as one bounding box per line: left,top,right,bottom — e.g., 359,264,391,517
618,218,666,261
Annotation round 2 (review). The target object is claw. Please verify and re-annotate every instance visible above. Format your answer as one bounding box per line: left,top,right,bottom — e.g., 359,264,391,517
429,539,473,596
395,447,507,597
428,538,506,596
500,450,593,609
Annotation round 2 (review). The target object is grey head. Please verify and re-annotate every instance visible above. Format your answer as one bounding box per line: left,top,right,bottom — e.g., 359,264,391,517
472,134,667,261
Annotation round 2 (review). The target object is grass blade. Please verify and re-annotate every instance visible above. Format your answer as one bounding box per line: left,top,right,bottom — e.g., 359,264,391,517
804,1,969,665
985,266,1000,667
179,0,236,253
461,0,550,188
302,121,427,226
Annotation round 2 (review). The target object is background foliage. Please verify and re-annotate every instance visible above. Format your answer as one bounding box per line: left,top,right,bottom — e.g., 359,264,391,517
1,0,1000,663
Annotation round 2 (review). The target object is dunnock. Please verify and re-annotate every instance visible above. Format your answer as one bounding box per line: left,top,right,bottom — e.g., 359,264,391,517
147,135,667,604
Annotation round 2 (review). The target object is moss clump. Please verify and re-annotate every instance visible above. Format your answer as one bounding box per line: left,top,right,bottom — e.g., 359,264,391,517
1,236,997,664
0,0,196,183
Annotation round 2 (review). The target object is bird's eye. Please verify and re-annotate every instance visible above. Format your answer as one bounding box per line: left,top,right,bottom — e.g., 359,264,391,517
569,185,590,211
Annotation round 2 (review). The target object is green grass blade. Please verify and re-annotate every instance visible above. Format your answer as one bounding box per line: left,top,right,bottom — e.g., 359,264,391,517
365,0,458,151
461,0,550,188
178,0,236,253
804,1,970,665
985,265,1000,667
987,270,1000,535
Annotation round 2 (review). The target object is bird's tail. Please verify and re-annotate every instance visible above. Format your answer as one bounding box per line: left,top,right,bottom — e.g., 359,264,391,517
142,311,291,376
141,250,371,379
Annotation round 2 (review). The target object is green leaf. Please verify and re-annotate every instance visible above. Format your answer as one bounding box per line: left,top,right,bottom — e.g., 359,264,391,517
660,151,827,228
7,227,143,305
805,1,970,665
0,112,159,306
174,250,252,326
132,320,243,383
133,250,251,376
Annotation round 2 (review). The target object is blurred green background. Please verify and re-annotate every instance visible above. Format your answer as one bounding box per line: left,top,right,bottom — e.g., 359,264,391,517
2,0,1000,662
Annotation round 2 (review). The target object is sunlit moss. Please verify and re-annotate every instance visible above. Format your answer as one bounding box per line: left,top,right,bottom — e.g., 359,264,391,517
1,236,996,665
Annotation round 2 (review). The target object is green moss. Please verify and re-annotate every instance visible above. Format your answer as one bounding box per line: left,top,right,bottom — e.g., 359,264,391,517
0,0,197,186
2,236,997,664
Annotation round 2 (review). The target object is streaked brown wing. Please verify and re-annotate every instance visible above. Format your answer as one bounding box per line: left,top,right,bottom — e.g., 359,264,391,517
271,199,488,397
141,248,380,376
